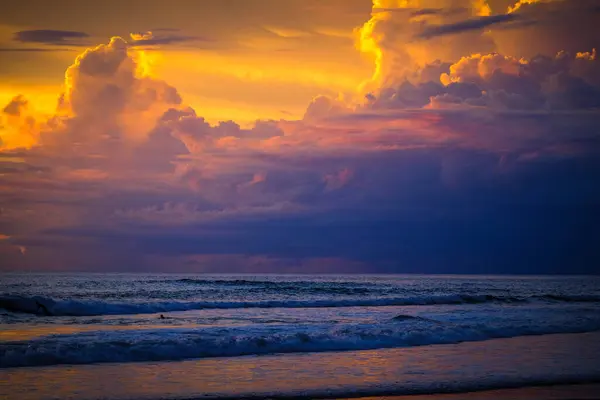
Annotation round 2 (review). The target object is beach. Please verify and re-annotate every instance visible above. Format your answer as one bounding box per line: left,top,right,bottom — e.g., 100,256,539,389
2,274,600,399
3,332,600,399
346,384,600,400
2,0,600,397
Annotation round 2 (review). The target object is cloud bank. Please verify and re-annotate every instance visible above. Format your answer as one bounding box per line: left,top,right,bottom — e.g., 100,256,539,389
13,30,91,46
0,0,599,273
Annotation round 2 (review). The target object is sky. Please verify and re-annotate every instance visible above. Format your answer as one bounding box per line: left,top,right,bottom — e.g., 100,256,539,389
0,0,599,274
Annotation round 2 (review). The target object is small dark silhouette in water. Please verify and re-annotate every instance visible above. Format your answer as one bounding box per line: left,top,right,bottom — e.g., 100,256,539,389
391,314,443,324
35,300,52,316
159,314,166,319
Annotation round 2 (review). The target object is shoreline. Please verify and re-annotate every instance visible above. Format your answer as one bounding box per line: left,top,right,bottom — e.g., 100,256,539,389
341,383,600,400
3,331,600,400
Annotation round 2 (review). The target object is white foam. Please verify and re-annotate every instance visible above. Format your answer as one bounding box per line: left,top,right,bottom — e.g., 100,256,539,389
3,313,600,368
2,293,598,317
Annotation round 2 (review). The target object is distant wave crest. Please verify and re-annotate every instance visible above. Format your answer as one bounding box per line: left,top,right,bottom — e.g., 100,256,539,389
1,293,599,317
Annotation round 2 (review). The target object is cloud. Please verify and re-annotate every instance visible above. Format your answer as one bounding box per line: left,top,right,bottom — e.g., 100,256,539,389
409,8,466,17
492,0,600,58
356,0,499,91
48,36,183,150
356,0,600,92
0,47,75,52
0,95,39,150
13,30,91,46
1,2,600,273
323,168,354,191
2,95,28,116
507,0,553,14
358,49,600,112
115,201,305,225
264,26,312,38
416,13,517,39
1,35,188,203
129,31,207,46
304,95,352,120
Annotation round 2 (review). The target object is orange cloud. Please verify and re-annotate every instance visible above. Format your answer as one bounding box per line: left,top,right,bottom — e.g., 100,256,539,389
57,37,181,144
472,0,492,16
0,95,41,150
576,49,596,61
440,53,526,85
355,0,499,94
1,36,183,153
507,0,553,14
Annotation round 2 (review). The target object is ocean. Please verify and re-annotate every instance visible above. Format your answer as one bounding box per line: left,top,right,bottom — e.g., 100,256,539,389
1,273,600,399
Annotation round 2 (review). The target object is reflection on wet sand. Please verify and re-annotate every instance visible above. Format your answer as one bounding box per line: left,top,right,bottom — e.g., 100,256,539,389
349,384,600,400
2,332,600,400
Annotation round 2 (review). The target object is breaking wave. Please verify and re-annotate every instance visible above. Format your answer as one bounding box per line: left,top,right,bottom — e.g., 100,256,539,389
1,293,599,317
2,316,600,368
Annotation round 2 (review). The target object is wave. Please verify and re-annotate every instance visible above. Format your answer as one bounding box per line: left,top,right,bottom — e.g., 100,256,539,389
539,294,600,303
2,316,600,368
1,293,599,317
391,314,443,323
177,278,376,295
175,278,377,287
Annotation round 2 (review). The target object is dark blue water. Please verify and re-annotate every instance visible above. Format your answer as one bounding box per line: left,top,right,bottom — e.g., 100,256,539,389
1,273,600,368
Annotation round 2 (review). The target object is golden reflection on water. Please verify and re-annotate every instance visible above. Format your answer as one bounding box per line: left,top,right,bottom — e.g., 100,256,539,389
0,324,190,341
2,332,598,400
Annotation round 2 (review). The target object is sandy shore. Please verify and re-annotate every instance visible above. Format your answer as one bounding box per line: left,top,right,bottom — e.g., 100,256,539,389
2,332,600,400
342,383,600,399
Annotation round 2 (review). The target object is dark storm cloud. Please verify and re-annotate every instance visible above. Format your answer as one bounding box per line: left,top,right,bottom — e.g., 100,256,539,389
129,33,209,46
375,7,466,17
416,14,518,39
0,47,74,52
4,108,600,274
13,30,91,46
410,8,444,17
410,7,468,18
17,105,600,273
2,95,27,116
31,143,600,275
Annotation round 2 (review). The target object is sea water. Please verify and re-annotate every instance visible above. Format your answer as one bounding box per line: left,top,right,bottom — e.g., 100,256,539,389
2,273,600,369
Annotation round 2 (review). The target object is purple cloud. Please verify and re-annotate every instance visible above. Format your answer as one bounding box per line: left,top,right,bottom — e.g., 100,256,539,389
13,30,91,46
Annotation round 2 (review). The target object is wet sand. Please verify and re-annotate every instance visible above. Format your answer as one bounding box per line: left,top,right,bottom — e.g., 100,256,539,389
2,332,600,400
344,383,600,399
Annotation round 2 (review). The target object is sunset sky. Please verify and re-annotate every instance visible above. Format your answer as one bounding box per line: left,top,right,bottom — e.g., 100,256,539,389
1,0,599,273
